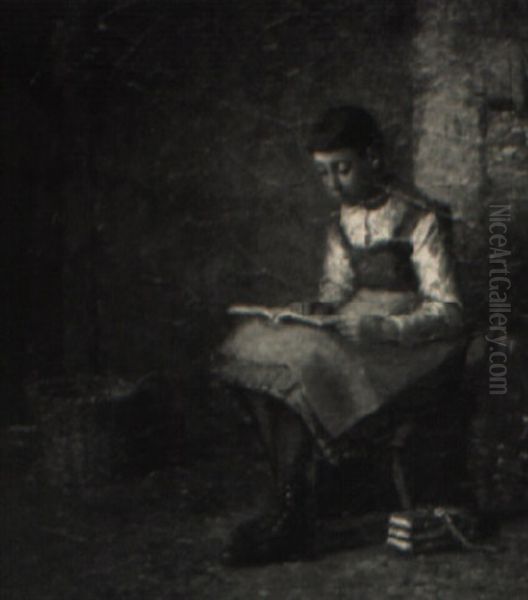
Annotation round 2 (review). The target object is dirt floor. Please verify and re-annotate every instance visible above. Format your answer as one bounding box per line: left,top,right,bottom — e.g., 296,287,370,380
2,434,528,600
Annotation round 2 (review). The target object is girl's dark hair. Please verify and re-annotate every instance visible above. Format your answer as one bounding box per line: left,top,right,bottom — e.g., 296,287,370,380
307,106,382,157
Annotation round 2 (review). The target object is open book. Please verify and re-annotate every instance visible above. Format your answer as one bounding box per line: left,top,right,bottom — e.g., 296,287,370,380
227,304,337,328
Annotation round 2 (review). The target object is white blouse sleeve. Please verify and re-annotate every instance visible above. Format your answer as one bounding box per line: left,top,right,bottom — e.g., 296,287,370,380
388,211,463,343
318,224,355,305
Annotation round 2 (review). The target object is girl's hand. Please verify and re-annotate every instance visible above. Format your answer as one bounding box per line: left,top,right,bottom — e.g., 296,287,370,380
333,314,362,341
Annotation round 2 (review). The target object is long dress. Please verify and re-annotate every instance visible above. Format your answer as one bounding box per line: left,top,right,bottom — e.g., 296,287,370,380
215,186,468,463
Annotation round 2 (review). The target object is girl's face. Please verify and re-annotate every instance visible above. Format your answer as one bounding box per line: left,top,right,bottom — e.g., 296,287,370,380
312,148,375,205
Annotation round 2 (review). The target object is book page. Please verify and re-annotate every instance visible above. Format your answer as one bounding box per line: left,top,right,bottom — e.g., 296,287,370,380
227,304,275,320
228,304,338,328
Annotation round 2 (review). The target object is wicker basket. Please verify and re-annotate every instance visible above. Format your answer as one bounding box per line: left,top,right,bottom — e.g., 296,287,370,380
27,376,136,492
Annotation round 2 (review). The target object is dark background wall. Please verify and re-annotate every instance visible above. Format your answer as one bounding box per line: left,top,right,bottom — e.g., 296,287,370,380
2,0,527,437
2,0,417,424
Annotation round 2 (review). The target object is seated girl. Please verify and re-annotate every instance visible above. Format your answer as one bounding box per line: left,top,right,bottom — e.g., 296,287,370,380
215,106,466,565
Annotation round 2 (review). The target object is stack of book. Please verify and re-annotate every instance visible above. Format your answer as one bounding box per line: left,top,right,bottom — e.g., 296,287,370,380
387,507,478,554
